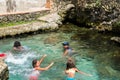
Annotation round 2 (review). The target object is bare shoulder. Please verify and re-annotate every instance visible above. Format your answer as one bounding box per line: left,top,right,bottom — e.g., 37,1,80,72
74,68,79,72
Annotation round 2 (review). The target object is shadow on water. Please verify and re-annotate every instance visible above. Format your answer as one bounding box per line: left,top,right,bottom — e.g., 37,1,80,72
0,23,120,80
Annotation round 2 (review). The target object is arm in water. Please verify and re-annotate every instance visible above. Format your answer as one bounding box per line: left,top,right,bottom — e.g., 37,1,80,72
76,68,92,76
63,50,68,56
36,62,54,71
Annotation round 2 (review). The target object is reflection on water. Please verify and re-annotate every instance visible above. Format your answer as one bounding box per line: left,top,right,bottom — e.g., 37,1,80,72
0,23,120,80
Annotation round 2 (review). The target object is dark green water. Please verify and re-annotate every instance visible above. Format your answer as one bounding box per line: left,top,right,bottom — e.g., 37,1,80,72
0,23,120,80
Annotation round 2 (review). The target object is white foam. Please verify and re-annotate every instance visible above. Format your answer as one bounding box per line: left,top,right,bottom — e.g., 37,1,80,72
5,51,37,65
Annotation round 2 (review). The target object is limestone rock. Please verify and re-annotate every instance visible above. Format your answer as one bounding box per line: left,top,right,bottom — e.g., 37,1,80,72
0,59,9,80
111,37,120,43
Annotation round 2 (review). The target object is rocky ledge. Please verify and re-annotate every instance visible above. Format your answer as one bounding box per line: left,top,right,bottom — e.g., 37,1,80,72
0,21,58,38
0,12,64,38
111,37,120,43
0,59,9,80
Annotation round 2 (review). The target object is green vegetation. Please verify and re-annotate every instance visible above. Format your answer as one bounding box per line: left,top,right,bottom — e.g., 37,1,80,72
0,20,37,28
96,0,101,7
113,21,120,28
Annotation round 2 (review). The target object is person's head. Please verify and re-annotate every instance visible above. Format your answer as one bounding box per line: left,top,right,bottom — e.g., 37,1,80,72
13,41,21,47
62,42,69,49
32,59,40,68
66,58,76,70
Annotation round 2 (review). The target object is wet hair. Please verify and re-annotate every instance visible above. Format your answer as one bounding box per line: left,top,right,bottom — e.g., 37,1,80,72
62,42,69,46
66,59,76,70
32,59,37,68
13,41,21,47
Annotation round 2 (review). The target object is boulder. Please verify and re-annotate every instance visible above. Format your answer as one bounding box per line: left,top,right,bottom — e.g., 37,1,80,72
111,37,120,43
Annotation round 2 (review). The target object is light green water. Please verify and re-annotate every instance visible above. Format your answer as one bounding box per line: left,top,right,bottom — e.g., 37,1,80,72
0,23,120,80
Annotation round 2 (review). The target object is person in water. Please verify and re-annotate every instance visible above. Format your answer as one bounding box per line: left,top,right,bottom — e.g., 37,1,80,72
62,42,74,56
65,58,92,80
29,54,54,80
13,41,24,51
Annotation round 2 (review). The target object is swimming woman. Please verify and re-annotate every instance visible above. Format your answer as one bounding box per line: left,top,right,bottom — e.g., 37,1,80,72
29,54,54,80
62,42,74,56
65,59,92,80
13,41,24,51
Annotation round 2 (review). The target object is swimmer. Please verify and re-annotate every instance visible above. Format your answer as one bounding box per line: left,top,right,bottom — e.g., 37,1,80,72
62,42,75,56
13,41,24,51
29,54,54,80
65,58,92,80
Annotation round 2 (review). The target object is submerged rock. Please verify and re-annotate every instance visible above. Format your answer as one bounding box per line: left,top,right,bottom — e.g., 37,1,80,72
105,66,117,76
44,34,63,45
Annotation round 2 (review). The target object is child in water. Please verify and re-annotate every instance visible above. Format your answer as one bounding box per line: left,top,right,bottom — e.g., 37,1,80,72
29,54,54,80
62,42,74,56
13,41,24,51
65,58,92,80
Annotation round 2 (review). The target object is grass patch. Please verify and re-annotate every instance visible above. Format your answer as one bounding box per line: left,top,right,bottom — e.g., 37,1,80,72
0,20,37,28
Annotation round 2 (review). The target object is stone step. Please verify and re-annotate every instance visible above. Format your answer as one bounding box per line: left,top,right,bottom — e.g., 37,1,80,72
0,21,59,38
0,8,50,23
37,12,62,23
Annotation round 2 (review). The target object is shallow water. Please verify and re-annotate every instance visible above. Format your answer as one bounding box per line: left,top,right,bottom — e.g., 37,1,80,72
0,23,120,80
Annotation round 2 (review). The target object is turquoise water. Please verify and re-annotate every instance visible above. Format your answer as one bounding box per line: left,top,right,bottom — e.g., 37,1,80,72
0,24,120,80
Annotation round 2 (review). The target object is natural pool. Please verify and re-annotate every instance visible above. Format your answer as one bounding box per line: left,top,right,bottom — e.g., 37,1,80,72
0,23,120,80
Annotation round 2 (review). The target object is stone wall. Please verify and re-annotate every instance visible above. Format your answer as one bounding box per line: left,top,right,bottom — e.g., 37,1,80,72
51,0,72,12
51,0,120,32
50,0,74,22
0,9,50,23
0,0,46,14
0,60,9,80
66,0,120,31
